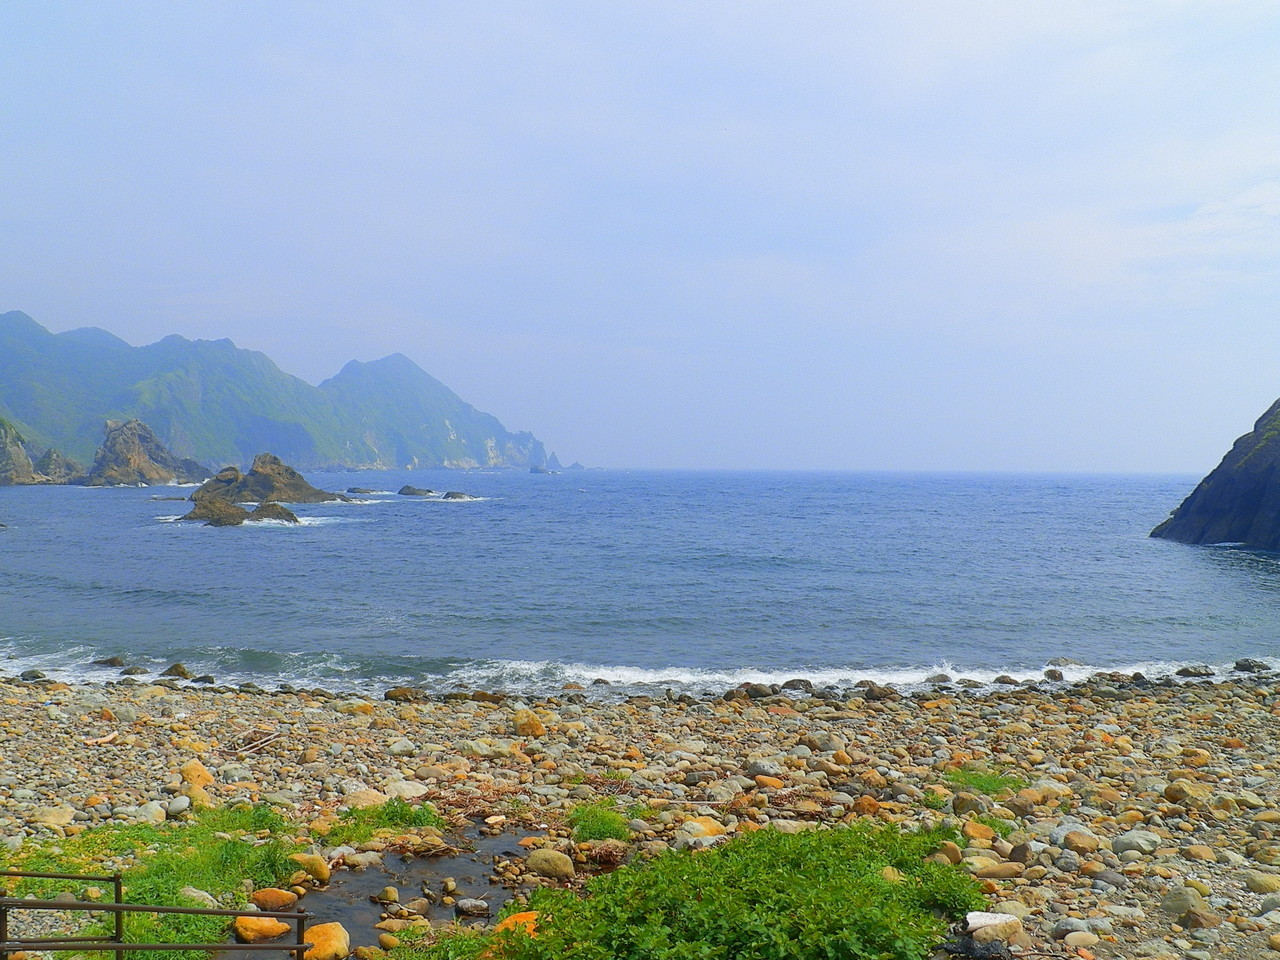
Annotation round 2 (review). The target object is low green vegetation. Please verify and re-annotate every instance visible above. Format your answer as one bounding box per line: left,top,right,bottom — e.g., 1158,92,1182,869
324,797,446,845
0,805,299,960
395,823,984,960
919,791,947,810
565,802,630,842
944,764,1028,797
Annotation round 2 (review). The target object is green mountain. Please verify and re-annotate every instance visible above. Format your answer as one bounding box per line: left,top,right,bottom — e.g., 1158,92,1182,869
0,311,548,470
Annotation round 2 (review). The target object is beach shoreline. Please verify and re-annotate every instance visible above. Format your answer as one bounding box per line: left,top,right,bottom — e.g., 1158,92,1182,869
5,673,1280,958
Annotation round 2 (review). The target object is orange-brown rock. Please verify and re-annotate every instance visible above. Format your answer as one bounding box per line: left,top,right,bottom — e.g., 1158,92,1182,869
962,821,996,842
291,853,331,883
234,916,291,943
180,758,215,789
303,922,351,960
512,709,547,738
251,888,300,911
850,795,880,816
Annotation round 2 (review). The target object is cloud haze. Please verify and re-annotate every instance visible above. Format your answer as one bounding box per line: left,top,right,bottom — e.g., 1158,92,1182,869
2,1,1278,470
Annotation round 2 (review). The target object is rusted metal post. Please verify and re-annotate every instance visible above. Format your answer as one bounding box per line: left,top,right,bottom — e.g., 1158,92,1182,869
114,872,125,960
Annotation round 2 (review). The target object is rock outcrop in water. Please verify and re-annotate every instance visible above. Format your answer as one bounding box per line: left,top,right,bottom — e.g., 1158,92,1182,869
1152,398,1280,548
0,418,44,485
190,453,345,505
183,497,300,527
82,419,211,487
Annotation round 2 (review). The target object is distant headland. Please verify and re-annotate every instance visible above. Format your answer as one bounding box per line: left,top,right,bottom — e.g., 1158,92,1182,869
0,310,559,472
1153,397,1280,549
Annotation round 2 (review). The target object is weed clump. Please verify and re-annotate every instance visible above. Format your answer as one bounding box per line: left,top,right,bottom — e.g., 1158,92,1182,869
944,764,1028,797
397,822,984,960
325,798,445,845
565,802,630,842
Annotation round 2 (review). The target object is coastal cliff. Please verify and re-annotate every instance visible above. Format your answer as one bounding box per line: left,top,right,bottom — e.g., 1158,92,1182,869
1152,398,1280,548
0,418,44,485
82,419,212,487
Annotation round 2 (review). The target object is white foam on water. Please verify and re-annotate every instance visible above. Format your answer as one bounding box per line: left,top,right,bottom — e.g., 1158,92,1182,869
1,635,1275,699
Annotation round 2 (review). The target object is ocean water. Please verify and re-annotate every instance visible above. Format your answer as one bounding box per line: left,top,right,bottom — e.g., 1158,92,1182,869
2,470,1278,696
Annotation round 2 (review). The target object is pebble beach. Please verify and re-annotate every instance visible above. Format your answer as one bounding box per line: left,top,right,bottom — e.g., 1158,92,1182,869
6,672,1280,959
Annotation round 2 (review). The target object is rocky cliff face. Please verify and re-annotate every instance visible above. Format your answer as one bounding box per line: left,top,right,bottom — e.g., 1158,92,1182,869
1152,399,1280,548
0,418,45,485
190,453,344,504
82,419,212,487
33,448,84,483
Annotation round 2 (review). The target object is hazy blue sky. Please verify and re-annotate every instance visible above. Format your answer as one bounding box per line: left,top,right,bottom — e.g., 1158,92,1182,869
3,2,1278,471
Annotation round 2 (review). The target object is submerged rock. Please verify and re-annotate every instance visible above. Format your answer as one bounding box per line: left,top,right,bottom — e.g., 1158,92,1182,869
181,497,300,526
1153,398,1280,548
82,419,210,486
251,502,302,523
398,485,434,496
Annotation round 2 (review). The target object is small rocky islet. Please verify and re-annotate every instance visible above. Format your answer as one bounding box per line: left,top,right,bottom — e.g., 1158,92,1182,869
6,672,1280,958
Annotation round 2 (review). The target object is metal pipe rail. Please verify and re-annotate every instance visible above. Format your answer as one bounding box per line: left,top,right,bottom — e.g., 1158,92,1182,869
0,898,311,920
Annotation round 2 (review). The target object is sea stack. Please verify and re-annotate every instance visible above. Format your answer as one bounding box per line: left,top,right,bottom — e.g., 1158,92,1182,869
1152,398,1280,549
82,419,212,486
190,453,346,505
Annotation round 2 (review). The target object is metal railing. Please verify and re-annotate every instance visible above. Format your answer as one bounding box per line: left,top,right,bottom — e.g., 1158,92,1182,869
0,869,311,959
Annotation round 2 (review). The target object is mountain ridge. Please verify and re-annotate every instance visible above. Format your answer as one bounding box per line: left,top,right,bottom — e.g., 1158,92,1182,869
0,310,550,471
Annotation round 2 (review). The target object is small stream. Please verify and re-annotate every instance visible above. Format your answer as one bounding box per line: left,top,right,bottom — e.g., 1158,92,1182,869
227,824,537,959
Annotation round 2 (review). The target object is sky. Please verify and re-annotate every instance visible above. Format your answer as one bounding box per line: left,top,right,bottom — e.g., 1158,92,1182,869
2,2,1279,472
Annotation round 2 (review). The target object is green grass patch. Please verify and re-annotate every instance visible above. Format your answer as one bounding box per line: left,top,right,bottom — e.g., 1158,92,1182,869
324,798,445,845
0,805,300,960
395,822,984,960
944,764,1027,797
565,802,630,842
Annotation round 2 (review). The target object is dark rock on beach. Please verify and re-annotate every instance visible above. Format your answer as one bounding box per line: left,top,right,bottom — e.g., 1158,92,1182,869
398,485,434,496
385,686,428,702
1175,664,1215,678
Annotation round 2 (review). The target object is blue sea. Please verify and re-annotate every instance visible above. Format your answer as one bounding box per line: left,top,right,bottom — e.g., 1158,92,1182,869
2,470,1278,696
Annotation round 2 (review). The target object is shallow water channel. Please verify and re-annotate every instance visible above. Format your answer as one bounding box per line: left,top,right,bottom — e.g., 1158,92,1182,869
227,824,536,960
